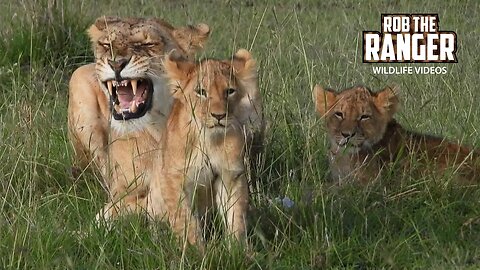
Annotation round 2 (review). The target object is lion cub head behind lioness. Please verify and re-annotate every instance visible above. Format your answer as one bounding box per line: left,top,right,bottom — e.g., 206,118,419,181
313,85,479,185
148,49,262,247
162,49,262,133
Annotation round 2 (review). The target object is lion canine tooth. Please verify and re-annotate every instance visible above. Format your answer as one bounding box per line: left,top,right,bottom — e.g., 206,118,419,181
114,104,121,112
107,81,113,95
130,101,138,113
131,79,138,95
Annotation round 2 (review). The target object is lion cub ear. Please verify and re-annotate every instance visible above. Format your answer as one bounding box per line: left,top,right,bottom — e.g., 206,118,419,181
163,50,195,83
313,85,336,117
232,49,257,81
172,23,210,55
374,86,399,118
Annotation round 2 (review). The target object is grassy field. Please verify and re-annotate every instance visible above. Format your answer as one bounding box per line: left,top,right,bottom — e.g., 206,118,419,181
1,0,480,269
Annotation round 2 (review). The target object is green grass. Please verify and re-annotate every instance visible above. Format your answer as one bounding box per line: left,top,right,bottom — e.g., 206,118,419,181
1,0,480,269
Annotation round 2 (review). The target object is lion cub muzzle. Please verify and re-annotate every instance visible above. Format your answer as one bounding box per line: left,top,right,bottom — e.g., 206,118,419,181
210,112,227,127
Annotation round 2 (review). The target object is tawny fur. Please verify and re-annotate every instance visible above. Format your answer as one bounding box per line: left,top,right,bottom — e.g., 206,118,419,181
147,49,263,246
67,16,209,222
313,85,480,185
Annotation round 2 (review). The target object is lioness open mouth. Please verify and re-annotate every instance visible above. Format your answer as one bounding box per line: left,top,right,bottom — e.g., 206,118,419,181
105,78,153,120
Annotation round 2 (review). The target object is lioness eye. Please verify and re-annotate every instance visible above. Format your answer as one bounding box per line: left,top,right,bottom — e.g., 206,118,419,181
196,88,207,97
134,42,156,48
142,43,156,48
99,42,110,49
360,114,371,121
334,112,343,119
225,88,236,97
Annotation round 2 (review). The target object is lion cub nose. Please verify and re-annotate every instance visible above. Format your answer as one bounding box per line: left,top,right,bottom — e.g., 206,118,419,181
211,113,227,121
341,132,356,138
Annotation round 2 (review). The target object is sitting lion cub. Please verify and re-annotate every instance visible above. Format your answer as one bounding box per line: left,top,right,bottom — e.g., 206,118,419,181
313,85,479,185
148,49,263,246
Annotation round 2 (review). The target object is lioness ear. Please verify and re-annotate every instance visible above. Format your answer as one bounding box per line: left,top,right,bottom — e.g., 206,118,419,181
163,50,195,82
374,86,399,117
87,16,120,45
232,49,257,81
87,24,102,44
93,16,121,31
150,18,175,31
313,84,337,117
172,23,210,55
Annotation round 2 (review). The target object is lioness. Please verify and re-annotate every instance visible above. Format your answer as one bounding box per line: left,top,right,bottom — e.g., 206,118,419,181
68,16,210,221
313,85,479,185
148,49,263,246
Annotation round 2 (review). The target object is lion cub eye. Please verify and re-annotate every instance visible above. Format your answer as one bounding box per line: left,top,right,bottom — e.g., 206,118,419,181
195,88,207,98
334,112,344,119
359,114,371,121
225,88,236,97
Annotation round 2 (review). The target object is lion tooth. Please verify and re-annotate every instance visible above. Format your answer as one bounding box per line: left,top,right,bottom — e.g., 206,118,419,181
131,79,137,95
107,81,113,95
114,104,121,112
130,101,138,113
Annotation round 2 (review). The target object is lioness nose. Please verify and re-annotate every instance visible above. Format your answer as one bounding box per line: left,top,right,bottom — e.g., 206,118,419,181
341,132,356,138
108,58,130,80
211,113,226,121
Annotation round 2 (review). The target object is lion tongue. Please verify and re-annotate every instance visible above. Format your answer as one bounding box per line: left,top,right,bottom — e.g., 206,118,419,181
116,84,148,112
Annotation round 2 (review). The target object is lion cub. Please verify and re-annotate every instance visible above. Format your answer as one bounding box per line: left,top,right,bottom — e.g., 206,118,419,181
313,85,479,185
148,49,263,246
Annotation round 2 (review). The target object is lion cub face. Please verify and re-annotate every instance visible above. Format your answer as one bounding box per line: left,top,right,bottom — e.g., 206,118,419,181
87,16,209,122
313,85,399,152
163,49,257,131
